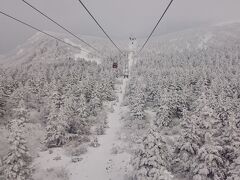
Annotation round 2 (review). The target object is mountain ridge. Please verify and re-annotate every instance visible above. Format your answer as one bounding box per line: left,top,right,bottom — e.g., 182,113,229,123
2,22,240,66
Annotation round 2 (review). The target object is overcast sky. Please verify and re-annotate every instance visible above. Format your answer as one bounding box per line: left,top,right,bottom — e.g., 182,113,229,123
1,0,240,54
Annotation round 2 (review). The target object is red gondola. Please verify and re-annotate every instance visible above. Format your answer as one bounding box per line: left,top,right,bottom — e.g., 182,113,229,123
112,62,118,69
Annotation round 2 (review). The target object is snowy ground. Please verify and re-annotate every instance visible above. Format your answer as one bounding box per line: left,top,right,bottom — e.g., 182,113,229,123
128,52,134,71
67,78,131,180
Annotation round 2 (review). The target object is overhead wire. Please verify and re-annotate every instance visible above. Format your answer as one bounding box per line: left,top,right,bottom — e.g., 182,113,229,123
76,0,124,55
21,0,102,55
138,0,174,55
0,10,92,54
2,0,174,61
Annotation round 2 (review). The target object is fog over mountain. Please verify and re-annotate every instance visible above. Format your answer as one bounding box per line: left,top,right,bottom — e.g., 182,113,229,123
1,0,240,54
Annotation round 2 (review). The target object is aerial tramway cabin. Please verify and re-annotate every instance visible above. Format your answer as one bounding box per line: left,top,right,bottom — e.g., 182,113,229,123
112,62,118,69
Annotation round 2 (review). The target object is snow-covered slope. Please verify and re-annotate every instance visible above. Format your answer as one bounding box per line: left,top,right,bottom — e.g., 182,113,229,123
64,38,101,64
3,22,240,67
0,32,74,66
0,32,116,67
138,22,240,53
0,55,4,66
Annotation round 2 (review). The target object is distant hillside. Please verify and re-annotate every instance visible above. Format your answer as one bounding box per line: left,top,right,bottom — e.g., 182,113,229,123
2,22,240,66
0,32,117,67
139,22,240,53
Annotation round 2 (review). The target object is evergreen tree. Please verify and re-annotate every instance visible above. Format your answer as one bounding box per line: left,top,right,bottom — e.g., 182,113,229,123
130,88,145,121
13,99,28,123
227,157,240,180
76,94,90,135
63,95,79,134
132,128,173,180
192,133,225,180
45,107,69,148
155,88,186,128
89,95,102,116
218,113,240,171
50,81,64,110
3,101,31,180
78,94,89,119
172,111,201,175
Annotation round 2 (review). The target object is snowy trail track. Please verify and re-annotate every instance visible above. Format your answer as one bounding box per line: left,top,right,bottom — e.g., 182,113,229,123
68,78,131,180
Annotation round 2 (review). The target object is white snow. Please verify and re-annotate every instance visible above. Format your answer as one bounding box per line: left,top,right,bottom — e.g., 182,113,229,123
74,52,101,64
32,148,71,180
33,148,71,170
198,33,213,49
67,78,131,180
17,49,24,55
64,38,101,64
128,52,134,71
214,20,240,27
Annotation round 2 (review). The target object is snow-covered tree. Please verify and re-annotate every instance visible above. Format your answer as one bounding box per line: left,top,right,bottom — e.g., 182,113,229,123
155,88,187,128
63,95,90,135
227,156,240,180
0,72,7,116
13,99,28,123
49,81,64,110
78,94,89,119
3,111,31,180
0,88,6,118
192,132,225,180
45,107,69,148
172,111,200,175
130,87,145,121
132,128,173,180
89,95,102,116
218,113,240,170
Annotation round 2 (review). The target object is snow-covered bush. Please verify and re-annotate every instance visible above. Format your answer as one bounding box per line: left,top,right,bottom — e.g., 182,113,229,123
90,137,100,148
69,145,88,157
95,125,105,135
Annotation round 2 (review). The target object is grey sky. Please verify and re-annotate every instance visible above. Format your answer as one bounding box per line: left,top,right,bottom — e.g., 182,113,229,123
1,0,240,54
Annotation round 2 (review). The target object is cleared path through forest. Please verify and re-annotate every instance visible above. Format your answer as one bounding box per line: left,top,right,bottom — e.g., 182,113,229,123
68,78,130,180
68,53,134,180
